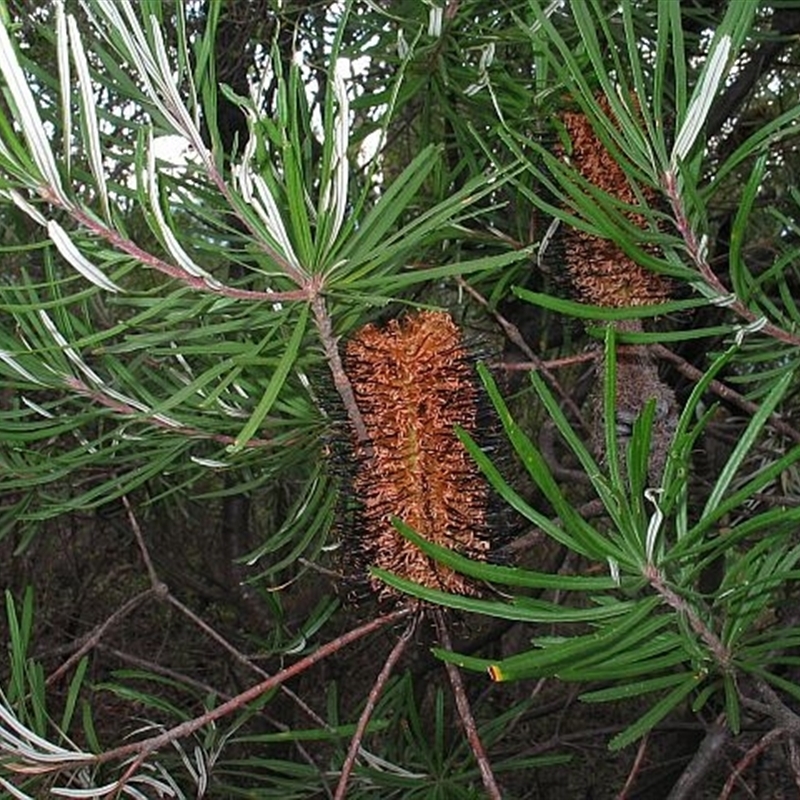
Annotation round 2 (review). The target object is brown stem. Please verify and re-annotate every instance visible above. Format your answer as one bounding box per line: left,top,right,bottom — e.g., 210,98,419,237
456,276,588,429
666,717,730,800
617,732,649,800
653,344,800,444
124,500,350,738
99,647,329,799
63,376,276,447
433,609,502,800
170,588,334,735
539,420,594,484
123,495,164,593
498,351,597,372
90,605,413,767
503,498,606,556
718,727,785,800
334,613,418,800
789,737,800,794
311,292,369,446
192,146,308,286
45,589,155,686
99,644,233,700
662,170,800,349
644,565,731,669
748,677,800,736
63,203,310,302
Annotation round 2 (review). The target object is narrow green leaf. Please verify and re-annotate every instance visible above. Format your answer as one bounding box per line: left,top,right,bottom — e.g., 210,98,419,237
459,429,594,555
609,672,702,750
723,673,740,734
371,568,637,624
671,33,732,166
478,363,625,562
392,518,622,591
513,286,711,321
230,305,308,452
0,15,65,199
55,1,72,176
602,325,622,489
579,670,692,703
359,248,530,294
625,3,667,168
283,63,315,266
81,700,100,753
525,368,635,545
5,587,33,706
337,144,440,263
487,597,662,682
575,647,690,683
751,669,800,706
68,13,109,221
60,656,89,734
729,152,767,302
667,0,686,120
626,398,656,504
702,370,794,517
233,721,376,744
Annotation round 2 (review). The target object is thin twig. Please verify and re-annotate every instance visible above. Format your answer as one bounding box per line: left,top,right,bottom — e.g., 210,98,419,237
97,643,330,797
122,495,164,593
663,170,800,349
165,594,261,671
192,150,308,285
539,420,594,484
90,605,414,767
748,678,800,736
433,609,502,800
617,732,649,799
456,276,588,428
653,344,800,444
497,351,597,372
45,588,155,686
122,498,350,744
64,376,276,447
167,590,332,735
99,645,230,700
311,292,370,446
502,498,606,557
718,727,785,800
334,612,418,800
788,737,800,794
644,565,730,668
66,203,309,302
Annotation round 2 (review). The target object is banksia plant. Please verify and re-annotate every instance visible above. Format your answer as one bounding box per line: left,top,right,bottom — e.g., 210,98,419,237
4,1,800,799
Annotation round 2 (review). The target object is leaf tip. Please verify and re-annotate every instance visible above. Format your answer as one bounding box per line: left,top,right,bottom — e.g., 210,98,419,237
488,665,504,682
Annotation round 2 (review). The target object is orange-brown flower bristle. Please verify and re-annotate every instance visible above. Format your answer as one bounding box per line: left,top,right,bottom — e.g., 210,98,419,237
560,97,673,308
343,310,491,600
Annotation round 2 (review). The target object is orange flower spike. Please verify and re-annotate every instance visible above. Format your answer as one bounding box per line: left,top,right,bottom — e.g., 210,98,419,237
561,98,673,308
345,311,491,600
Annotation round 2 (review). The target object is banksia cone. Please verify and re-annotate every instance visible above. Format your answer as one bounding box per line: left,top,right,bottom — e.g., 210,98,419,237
560,96,672,307
590,321,678,484
343,310,491,601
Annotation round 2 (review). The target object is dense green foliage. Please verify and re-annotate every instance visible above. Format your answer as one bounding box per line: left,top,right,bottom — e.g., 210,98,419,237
2,1,800,797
